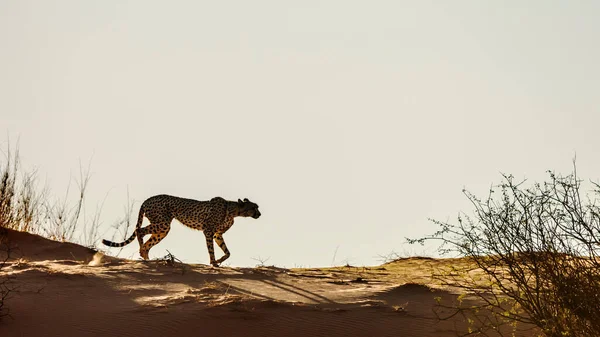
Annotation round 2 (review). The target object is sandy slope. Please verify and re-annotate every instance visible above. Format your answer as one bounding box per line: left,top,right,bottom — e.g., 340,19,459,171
0,229,535,337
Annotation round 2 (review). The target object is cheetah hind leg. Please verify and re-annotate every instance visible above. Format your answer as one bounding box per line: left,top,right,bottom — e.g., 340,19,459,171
139,224,170,260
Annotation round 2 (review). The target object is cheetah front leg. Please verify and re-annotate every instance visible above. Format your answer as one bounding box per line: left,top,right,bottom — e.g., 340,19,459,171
203,231,219,267
213,233,231,265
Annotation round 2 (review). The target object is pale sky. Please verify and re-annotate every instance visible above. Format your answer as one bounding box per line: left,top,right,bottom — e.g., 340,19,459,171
1,1,599,267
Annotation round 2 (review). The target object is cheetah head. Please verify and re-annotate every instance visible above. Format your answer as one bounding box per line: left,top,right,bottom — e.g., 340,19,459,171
237,198,261,219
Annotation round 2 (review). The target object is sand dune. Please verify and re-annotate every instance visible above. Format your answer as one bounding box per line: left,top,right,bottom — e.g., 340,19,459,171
0,229,535,336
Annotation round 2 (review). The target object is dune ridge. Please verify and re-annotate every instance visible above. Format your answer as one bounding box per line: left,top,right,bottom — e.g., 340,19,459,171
0,229,534,336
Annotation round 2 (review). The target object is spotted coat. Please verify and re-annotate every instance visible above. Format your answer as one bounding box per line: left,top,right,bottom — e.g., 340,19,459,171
102,194,261,266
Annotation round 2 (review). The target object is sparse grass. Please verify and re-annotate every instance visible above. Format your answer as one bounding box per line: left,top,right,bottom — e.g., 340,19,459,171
0,140,106,246
155,250,188,274
0,144,39,233
376,248,434,265
251,256,271,268
0,140,128,320
0,142,31,321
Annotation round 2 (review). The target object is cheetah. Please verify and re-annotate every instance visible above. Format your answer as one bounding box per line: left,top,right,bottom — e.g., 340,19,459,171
102,194,261,266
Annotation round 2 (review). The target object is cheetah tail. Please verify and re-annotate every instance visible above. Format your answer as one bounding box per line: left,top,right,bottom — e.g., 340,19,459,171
102,232,136,247
101,206,145,247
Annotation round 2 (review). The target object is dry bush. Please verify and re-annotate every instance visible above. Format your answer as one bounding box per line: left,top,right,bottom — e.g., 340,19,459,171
0,143,35,321
409,163,600,337
38,159,98,244
0,145,40,232
0,141,114,247
0,140,126,319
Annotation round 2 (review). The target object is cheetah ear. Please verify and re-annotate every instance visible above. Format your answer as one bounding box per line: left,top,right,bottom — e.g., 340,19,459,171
238,199,244,204
243,198,249,202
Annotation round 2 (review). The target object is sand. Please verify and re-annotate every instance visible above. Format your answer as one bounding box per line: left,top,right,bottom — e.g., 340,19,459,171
0,229,537,337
